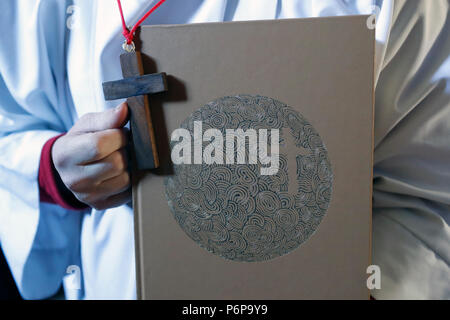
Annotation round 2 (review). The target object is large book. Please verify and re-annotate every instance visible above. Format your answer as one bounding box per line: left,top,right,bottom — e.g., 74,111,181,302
132,15,374,299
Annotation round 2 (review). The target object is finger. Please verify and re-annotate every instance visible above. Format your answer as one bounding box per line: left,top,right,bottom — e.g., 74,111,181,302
71,103,129,133
81,148,129,183
70,128,129,164
94,189,132,211
96,171,130,197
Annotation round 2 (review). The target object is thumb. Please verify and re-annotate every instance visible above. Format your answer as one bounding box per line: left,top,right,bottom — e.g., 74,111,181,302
72,103,129,133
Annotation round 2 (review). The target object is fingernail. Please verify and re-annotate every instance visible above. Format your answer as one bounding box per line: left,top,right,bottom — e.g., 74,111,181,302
115,104,123,112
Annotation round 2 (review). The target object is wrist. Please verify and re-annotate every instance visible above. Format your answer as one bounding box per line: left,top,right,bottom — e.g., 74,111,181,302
39,134,89,210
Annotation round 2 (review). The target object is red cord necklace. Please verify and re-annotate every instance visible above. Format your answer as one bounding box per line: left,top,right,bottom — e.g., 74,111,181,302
117,0,167,51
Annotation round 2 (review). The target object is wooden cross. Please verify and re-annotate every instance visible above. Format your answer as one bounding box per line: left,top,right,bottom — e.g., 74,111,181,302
102,52,167,170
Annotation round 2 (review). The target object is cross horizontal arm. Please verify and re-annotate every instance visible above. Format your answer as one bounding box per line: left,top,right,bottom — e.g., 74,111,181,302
102,73,168,101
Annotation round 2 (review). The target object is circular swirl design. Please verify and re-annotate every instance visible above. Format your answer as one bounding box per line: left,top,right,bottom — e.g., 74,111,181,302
165,95,333,262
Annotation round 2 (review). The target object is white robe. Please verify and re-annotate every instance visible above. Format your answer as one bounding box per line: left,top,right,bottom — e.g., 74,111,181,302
0,0,448,300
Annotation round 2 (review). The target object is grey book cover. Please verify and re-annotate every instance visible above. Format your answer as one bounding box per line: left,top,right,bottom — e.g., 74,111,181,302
132,15,374,299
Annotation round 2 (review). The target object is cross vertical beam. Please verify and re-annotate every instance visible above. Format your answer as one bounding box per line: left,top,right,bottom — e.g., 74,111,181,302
102,52,167,170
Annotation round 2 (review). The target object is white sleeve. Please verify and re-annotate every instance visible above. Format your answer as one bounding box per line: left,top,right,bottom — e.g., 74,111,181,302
372,0,450,299
0,0,84,299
